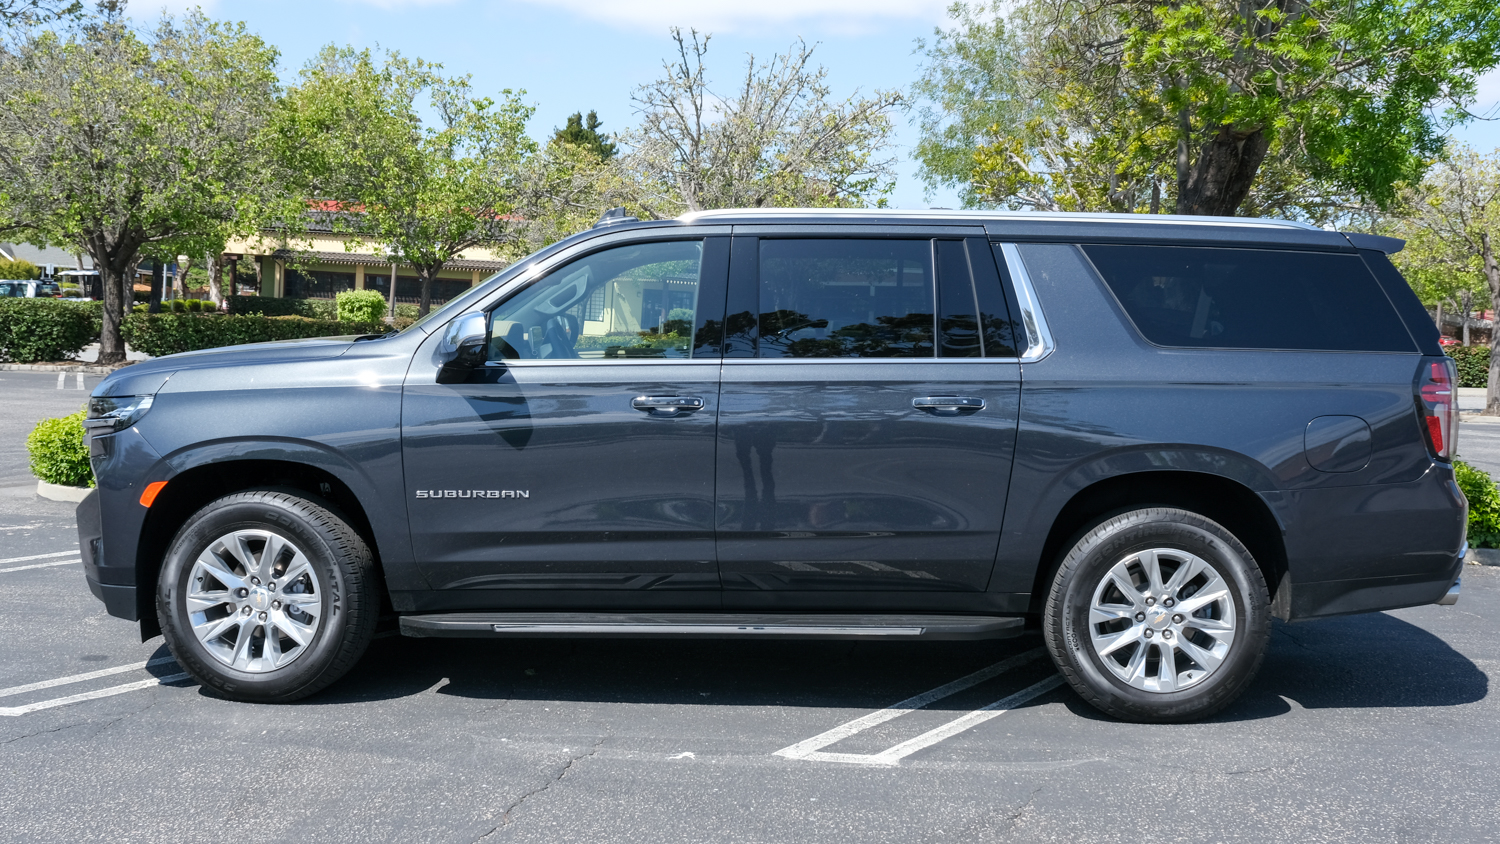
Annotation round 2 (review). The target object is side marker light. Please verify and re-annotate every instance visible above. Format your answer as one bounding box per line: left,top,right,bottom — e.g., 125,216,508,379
139,481,168,508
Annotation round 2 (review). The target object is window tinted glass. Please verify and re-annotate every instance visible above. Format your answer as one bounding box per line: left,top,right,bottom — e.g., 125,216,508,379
490,240,703,360
757,239,934,358
1082,245,1416,352
936,240,980,358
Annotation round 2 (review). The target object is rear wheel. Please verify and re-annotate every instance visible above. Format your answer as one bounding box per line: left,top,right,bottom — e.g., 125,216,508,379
1043,508,1270,722
157,490,379,702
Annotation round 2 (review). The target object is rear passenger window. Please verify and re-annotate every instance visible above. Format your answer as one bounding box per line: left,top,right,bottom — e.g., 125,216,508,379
758,240,935,358
1082,245,1416,352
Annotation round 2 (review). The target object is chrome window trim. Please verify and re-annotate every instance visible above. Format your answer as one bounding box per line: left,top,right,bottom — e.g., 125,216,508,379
719,357,1019,365
997,242,1055,364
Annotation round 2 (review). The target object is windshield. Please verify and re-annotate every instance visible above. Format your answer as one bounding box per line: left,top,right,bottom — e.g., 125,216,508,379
398,228,634,335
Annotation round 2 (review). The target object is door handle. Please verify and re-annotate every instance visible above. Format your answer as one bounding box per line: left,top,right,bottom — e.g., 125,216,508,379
632,395,705,417
912,396,985,416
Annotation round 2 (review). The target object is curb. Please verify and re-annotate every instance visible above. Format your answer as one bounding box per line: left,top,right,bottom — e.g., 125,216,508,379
1466,547,1500,567
0,362,134,375
36,480,92,502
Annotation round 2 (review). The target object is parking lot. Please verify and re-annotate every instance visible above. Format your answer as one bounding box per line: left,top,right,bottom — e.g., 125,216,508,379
2,369,1497,843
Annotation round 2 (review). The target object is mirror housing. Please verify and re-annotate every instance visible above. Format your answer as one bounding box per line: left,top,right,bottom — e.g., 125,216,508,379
435,311,489,384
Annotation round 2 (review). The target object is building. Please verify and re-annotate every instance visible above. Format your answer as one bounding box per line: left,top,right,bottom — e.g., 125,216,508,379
224,207,511,306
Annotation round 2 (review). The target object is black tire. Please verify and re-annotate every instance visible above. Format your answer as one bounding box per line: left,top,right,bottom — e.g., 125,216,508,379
156,490,379,703
1043,508,1270,723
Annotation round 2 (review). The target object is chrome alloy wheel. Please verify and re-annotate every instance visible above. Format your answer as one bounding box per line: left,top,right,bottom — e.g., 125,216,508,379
1087,548,1238,693
184,529,324,673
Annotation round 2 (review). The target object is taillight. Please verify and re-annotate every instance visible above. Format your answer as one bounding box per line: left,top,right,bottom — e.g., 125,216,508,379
1415,357,1458,461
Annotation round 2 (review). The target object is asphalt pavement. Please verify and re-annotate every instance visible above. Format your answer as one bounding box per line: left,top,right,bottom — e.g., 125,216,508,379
0,372,1495,842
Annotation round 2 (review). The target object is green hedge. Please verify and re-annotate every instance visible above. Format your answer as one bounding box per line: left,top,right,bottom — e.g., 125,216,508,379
1445,346,1489,389
337,289,387,323
1455,460,1500,549
27,409,92,487
0,299,101,362
121,313,387,357
227,295,336,319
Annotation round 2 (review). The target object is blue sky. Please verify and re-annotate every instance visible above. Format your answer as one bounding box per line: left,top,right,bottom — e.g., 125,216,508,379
134,0,1500,213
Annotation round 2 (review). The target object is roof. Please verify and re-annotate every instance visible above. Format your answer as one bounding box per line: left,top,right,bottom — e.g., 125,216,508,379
0,242,94,269
268,248,508,273
669,208,1383,252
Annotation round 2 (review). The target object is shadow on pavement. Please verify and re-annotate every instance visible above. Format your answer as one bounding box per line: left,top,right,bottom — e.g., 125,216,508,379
184,610,1482,722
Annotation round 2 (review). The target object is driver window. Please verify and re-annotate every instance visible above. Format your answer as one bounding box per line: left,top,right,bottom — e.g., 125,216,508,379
489,240,704,361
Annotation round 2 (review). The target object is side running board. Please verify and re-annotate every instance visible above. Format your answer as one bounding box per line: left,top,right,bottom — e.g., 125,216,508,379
399,613,1025,641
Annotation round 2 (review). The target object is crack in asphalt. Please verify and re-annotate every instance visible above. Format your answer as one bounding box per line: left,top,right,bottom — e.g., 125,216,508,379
472,737,606,842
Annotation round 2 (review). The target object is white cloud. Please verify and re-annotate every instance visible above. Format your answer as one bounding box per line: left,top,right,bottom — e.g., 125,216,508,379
510,0,950,33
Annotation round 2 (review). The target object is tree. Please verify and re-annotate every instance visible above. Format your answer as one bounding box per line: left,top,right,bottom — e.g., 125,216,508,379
0,257,40,279
913,0,1500,217
0,0,80,27
1392,223,1490,343
621,29,903,216
552,111,617,160
1389,147,1500,410
0,10,284,363
279,46,535,315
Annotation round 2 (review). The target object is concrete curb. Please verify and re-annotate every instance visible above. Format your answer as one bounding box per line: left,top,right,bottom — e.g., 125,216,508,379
0,362,133,375
1466,547,1500,566
36,480,92,503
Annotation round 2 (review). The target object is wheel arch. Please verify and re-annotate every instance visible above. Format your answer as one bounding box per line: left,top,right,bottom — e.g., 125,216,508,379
135,454,395,639
1026,470,1290,620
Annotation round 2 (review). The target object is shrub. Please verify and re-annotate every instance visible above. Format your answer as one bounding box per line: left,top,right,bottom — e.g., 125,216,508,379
121,312,387,357
59,286,82,297
0,257,42,280
0,299,100,362
27,409,93,487
1445,345,1489,389
227,296,338,320
1455,460,1500,549
337,289,387,323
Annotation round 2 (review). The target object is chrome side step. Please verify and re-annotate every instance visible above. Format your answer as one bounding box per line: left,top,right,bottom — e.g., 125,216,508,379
398,613,1025,641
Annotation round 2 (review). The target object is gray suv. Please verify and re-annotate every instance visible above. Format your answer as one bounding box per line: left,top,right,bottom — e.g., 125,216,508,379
77,210,1466,722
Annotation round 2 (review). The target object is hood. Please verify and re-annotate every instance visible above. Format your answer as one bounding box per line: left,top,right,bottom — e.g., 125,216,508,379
94,335,360,398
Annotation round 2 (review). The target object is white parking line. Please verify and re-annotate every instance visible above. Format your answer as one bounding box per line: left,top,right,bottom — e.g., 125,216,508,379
0,550,78,565
56,372,65,389
774,648,1062,766
0,656,191,717
0,656,179,699
0,558,80,574
0,673,192,717
76,372,85,390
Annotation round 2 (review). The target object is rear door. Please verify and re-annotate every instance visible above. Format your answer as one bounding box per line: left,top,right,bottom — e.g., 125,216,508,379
401,234,729,601
715,230,1022,599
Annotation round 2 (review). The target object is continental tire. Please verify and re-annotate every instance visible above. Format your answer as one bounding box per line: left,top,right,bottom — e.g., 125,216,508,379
156,490,379,703
1043,508,1270,723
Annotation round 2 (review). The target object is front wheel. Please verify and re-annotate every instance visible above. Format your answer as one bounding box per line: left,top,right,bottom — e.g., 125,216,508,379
1043,508,1270,723
157,490,379,702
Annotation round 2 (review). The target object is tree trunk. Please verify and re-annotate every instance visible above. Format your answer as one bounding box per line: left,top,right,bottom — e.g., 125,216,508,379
418,270,434,317
1483,232,1500,415
387,263,398,323
205,251,224,310
97,263,128,365
148,261,164,314
1175,126,1271,217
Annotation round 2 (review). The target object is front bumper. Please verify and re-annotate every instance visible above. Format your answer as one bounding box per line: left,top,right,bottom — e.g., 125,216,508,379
77,487,139,621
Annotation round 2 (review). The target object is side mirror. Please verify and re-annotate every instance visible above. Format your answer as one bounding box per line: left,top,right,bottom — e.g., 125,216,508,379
435,311,489,384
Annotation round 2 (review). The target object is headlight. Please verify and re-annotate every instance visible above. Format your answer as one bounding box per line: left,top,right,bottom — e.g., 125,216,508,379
85,394,155,432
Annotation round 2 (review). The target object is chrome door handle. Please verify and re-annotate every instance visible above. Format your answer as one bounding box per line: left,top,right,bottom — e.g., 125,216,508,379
631,395,705,417
912,396,985,416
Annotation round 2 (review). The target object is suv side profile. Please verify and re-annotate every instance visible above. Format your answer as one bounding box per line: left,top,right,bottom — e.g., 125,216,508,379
77,210,1466,722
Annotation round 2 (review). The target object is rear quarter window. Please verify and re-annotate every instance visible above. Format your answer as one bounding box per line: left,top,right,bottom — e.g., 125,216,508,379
1081,244,1417,353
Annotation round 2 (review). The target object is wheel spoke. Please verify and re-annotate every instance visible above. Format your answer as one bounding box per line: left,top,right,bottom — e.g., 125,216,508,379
229,618,258,670
1186,615,1234,633
1161,555,1204,599
194,554,245,592
274,613,315,648
1177,636,1226,673
185,591,231,614
1090,605,1136,624
1123,638,1151,684
1103,567,1145,609
1154,643,1177,692
1140,550,1166,594
263,622,285,666
1177,586,1230,615
193,612,241,642
258,533,288,577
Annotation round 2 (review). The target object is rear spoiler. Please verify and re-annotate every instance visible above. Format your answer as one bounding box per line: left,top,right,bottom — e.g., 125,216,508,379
1344,232,1405,254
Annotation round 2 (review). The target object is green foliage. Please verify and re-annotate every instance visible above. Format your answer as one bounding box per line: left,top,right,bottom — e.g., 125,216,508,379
121,313,386,357
27,409,92,488
552,111,617,160
276,45,536,314
1454,460,1500,549
0,257,42,280
1446,345,1490,388
0,298,99,362
336,289,387,323
227,296,337,319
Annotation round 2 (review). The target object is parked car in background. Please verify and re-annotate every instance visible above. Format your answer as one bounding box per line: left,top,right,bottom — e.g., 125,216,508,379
77,209,1465,723
1439,336,1460,347
0,279,60,297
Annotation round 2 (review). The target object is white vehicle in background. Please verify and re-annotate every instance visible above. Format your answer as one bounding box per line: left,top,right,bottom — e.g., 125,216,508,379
0,279,60,297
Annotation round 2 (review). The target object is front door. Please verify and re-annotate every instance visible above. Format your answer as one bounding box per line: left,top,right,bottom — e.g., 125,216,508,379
402,236,729,605
716,235,1022,597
